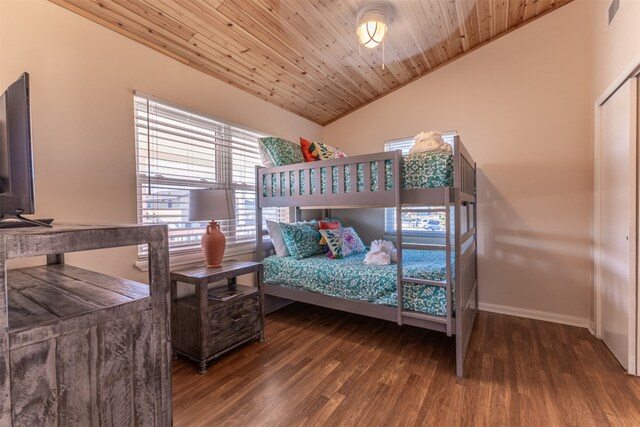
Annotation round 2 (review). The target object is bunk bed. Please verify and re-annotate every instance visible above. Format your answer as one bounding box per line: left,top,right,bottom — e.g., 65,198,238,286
254,135,478,377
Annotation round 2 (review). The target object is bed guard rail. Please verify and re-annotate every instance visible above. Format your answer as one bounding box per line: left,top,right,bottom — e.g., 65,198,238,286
257,151,401,209
452,135,476,200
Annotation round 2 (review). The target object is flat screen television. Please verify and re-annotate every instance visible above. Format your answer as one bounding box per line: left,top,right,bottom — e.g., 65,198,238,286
0,73,49,227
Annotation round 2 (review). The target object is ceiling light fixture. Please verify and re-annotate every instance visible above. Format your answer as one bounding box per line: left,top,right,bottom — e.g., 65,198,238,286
357,3,389,69
357,5,388,49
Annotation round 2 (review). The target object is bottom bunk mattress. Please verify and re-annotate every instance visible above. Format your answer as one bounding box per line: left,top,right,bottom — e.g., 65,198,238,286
263,249,452,317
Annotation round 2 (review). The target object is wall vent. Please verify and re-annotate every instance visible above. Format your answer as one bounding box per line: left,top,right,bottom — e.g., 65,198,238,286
608,0,620,26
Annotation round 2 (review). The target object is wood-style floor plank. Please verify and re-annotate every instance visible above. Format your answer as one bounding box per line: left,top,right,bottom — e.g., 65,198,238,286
172,303,640,426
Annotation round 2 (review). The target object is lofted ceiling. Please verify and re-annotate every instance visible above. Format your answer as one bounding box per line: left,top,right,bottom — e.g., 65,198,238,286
51,0,572,125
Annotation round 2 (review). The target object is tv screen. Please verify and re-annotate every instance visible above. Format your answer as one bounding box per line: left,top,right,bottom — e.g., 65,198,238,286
0,73,35,217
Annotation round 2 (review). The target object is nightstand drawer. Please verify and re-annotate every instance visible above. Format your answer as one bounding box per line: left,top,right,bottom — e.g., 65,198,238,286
207,295,260,354
208,293,260,333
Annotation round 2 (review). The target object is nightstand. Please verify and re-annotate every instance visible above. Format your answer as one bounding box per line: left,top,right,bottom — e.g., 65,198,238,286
170,260,264,374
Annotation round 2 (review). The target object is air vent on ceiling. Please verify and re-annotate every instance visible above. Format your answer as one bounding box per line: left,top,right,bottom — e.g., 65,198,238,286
608,0,620,26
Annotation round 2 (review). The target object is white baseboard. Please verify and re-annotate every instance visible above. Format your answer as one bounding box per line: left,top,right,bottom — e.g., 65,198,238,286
478,302,590,329
588,320,596,336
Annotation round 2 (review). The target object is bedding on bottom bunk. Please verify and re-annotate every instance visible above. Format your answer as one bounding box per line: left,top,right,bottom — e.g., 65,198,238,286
263,249,452,317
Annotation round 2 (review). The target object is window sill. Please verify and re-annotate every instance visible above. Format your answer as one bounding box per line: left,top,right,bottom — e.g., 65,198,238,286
135,244,256,272
384,230,446,238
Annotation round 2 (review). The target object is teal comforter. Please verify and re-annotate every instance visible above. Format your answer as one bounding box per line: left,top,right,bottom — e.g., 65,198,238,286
263,249,452,316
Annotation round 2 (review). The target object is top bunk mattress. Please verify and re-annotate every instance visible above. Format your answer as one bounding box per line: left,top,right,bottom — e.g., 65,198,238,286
263,249,452,317
263,151,453,197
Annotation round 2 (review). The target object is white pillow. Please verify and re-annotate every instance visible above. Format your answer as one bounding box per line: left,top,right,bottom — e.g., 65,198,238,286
258,140,274,167
266,220,289,257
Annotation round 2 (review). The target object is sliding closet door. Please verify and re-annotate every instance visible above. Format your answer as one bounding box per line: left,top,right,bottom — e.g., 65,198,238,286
598,77,638,374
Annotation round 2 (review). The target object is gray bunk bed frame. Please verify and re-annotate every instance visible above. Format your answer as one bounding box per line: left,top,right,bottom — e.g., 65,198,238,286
255,135,478,377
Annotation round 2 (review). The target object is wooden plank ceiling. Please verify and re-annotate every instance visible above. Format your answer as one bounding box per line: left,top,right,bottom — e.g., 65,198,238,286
51,0,572,125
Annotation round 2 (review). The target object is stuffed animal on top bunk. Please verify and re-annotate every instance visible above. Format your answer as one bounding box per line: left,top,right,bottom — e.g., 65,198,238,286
364,240,397,265
409,131,452,154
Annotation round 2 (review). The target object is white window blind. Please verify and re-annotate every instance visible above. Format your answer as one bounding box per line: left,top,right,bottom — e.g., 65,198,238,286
384,132,456,234
134,94,287,262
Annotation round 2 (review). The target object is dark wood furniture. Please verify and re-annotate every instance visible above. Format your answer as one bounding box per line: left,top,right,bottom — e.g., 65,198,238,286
170,260,264,374
0,224,172,426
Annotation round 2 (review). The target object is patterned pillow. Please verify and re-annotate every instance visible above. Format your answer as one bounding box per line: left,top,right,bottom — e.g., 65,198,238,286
259,137,305,166
280,222,324,259
332,146,348,158
300,137,319,162
316,141,346,160
319,219,341,230
319,227,366,259
318,219,342,245
300,138,347,161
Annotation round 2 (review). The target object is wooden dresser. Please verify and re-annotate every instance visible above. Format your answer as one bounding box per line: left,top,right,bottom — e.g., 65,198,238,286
0,224,172,426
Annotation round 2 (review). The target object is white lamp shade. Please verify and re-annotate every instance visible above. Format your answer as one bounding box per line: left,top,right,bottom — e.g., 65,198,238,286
188,189,234,221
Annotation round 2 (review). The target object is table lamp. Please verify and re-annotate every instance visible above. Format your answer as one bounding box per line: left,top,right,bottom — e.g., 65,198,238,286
189,189,234,268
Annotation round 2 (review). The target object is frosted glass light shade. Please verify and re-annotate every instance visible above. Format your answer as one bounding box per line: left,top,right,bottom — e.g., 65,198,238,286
357,9,388,48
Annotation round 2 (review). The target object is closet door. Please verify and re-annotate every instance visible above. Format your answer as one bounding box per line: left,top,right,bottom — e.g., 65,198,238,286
598,77,638,374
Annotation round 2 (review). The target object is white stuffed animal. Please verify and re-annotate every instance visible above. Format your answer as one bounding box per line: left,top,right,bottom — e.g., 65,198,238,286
364,240,395,265
409,131,451,154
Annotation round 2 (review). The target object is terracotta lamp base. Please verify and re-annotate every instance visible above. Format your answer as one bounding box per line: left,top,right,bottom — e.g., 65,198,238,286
201,220,226,268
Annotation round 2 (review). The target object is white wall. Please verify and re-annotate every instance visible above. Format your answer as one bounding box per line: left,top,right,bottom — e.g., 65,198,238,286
0,0,322,282
323,1,594,326
591,0,640,100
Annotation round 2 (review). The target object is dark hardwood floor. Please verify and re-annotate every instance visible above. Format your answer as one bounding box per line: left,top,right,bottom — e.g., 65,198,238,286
172,303,640,426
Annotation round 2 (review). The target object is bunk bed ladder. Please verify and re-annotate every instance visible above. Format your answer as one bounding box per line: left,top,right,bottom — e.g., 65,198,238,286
394,150,404,326
255,165,263,262
445,189,453,336
394,143,457,333
395,153,450,330
397,191,454,334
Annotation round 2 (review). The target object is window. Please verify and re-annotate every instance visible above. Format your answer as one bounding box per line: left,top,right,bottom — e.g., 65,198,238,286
134,94,287,265
383,132,456,235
